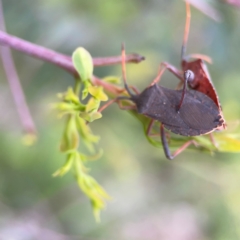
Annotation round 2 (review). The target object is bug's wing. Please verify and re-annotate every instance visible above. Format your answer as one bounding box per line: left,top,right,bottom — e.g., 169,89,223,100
163,88,224,136
179,90,224,133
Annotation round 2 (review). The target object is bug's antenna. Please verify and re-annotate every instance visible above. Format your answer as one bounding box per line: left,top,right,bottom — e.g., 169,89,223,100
121,43,134,97
150,64,166,86
181,1,191,60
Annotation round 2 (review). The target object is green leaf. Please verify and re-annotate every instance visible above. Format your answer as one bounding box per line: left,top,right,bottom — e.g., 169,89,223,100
80,149,103,162
74,152,89,173
75,116,100,152
75,172,111,222
72,47,93,82
52,102,76,111
82,81,91,100
53,152,75,177
65,88,80,104
214,134,240,152
58,87,80,104
79,112,102,123
91,200,103,223
88,86,108,101
86,98,100,113
60,115,79,152
193,135,215,151
102,76,121,84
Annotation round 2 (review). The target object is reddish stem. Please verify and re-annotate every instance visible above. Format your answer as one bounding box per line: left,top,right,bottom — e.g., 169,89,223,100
0,31,145,76
0,2,36,134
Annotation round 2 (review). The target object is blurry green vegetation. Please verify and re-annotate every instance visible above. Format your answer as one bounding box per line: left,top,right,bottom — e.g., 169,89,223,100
1,0,240,239
53,47,110,221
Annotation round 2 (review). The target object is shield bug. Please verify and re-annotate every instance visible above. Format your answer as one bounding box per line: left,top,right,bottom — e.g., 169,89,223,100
118,44,224,159
161,1,226,131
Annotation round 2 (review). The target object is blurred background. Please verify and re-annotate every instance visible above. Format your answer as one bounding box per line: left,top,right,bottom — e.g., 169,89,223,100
0,0,240,239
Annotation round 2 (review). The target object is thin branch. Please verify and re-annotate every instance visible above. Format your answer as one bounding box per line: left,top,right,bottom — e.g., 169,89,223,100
0,1,36,134
0,30,144,96
0,31,145,77
93,53,145,66
0,30,76,75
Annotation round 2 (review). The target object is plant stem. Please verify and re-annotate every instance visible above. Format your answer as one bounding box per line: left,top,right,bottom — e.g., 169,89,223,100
74,78,81,96
0,31,145,75
0,1,36,134
0,30,145,97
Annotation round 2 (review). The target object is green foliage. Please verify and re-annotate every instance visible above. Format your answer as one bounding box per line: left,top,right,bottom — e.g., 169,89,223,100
53,47,109,221
72,47,93,83
102,76,121,84
88,85,108,101
210,133,240,152
73,47,95,101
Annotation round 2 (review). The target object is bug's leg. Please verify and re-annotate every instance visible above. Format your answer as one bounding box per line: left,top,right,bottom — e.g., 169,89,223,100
161,62,184,82
146,120,171,140
150,62,186,86
129,85,140,94
98,99,117,113
160,124,174,160
98,44,139,113
185,54,212,64
209,133,219,149
159,62,185,90
150,64,167,86
117,100,136,110
160,124,199,160
98,98,135,113
146,119,155,136
171,139,199,159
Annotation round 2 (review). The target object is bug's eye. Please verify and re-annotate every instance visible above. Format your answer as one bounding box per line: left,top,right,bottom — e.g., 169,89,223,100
184,70,195,82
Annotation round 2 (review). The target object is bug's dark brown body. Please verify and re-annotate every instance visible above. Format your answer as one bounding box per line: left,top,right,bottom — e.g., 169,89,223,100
130,84,224,137
119,41,224,159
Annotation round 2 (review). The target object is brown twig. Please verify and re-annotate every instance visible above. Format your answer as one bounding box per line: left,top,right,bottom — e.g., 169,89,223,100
0,30,145,96
93,53,145,66
0,31,77,76
0,31,145,76
0,1,36,134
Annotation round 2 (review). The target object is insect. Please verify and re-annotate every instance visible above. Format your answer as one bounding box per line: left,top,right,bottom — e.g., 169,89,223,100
118,44,224,159
161,1,226,132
